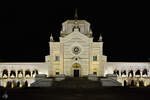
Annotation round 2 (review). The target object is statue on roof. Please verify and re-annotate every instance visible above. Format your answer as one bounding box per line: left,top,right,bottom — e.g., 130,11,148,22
99,34,103,42
50,33,54,42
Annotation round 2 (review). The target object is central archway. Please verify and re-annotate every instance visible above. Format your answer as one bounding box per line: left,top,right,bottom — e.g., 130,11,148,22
72,63,81,77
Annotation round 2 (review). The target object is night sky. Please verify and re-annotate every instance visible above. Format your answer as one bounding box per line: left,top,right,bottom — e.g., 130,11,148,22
0,5,150,62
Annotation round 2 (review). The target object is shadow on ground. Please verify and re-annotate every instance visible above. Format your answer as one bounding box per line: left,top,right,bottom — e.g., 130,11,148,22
0,87,150,100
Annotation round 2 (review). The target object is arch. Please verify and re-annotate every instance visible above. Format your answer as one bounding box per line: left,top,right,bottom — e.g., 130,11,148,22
18,70,23,78
121,70,126,77
2,69,8,78
24,81,28,87
130,80,134,86
135,70,141,77
10,70,16,78
17,81,21,87
72,63,81,77
32,69,39,77
128,70,134,77
92,67,97,75
113,70,119,76
72,63,81,68
6,81,12,88
139,80,144,87
124,80,127,87
113,70,116,75
25,70,31,78
142,69,148,77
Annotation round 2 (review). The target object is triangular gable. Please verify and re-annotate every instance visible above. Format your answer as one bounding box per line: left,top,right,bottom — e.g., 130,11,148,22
60,31,93,43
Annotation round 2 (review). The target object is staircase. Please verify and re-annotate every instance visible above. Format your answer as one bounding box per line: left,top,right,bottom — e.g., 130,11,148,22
30,74,53,87
52,77,102,89
31,78,53,87
100,77,122,86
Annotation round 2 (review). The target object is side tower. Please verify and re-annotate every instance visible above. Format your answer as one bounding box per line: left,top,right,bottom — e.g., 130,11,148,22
48,18,107,77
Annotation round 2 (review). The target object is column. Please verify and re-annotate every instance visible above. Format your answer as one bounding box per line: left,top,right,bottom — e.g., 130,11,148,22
148,70,150,77
23,70,25,78
126,70,128,77
0,70,2,78
60,43,64,75
140,71,142,78
8,70,10,78
16,70,18,78
30,69,33,77
133,71,135,78
119,70,121,78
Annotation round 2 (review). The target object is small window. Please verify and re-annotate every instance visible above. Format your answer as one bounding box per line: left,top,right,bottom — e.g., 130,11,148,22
55,56,60,61
93,56,97,61
93,72,97,75
75,58,78,61
56,72,60,75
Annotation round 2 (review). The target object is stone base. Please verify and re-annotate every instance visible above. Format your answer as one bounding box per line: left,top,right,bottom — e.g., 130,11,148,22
88,74,98,81
100,77,122,86
35,74,47,81
106,74,117,80
31,74,53,87
31,78,53,87
55,74,65,81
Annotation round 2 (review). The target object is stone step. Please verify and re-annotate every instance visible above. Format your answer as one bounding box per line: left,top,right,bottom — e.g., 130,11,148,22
52,77,102,88
31,79,53,87
100,78,122,86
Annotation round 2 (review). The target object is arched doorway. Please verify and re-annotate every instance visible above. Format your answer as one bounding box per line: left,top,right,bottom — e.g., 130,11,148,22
130,80,134,86
7,81,12,88
72,63,81,77
124,80,127,87
24,81,28,87
17,81,20,87
139,80,144,87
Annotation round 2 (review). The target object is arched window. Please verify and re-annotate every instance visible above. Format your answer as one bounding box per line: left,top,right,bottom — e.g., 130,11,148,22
25,70,31,78
18,70,23,78
128,70,134,77
121,70,126,77
142,69,148,77
10,70,16,78
2,69,8,78
32,69,38,77
135,70,141,77
114,70,119,76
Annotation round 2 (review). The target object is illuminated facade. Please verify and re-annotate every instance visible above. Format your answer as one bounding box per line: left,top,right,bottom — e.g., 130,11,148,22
1,18,150,87
47,20,107,77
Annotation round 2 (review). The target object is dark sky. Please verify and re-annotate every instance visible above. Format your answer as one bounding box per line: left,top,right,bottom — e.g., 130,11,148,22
0,5,150,62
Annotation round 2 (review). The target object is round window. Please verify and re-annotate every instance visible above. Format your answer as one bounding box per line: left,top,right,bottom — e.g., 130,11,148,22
72,46,81,55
